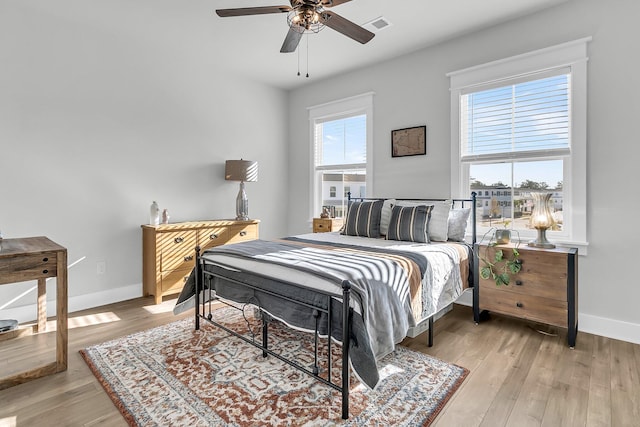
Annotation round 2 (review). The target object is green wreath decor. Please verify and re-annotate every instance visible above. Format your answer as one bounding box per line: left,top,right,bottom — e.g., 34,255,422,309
479,245,522,286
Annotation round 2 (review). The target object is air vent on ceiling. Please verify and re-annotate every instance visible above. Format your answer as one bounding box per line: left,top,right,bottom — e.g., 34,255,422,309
363,16,392,33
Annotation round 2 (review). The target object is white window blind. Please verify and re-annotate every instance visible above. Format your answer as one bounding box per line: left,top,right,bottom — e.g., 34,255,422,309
461,70,571,163
314,114,367,170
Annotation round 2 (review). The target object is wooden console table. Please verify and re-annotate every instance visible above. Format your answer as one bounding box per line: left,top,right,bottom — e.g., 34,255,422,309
0,236,68,389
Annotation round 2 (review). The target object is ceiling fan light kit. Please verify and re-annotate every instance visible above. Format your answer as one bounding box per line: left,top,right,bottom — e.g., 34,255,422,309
215,0,374,54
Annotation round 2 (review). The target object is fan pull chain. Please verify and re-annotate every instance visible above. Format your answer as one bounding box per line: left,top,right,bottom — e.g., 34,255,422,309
306,34,310,78
297,41,301,76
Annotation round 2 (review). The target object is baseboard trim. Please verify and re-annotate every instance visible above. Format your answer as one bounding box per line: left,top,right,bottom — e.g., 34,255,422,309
0,284,142,324
454,288,640,345
578,313,640,345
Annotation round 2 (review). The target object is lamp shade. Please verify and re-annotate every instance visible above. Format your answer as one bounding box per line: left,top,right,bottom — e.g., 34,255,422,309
225,160,258,182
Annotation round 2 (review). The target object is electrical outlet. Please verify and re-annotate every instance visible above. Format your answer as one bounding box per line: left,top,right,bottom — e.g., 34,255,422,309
97,261,106,275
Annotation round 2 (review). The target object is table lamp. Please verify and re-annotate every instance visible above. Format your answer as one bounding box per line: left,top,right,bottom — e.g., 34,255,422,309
528,192,556,248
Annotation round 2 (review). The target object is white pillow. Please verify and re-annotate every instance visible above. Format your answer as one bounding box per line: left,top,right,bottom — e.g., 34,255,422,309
379,199,396,236
396,200,451,242
448,208,471,242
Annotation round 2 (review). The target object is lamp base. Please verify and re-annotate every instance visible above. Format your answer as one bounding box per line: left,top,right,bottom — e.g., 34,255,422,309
528,228,556,249
235,181,250,221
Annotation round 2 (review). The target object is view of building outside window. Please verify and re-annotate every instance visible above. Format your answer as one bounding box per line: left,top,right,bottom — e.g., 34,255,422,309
470,160,564,231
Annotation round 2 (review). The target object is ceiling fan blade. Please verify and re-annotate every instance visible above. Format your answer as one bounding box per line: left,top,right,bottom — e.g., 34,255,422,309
280,27,304,53
216,6,291,17
320,0,352,7
321,10,374,44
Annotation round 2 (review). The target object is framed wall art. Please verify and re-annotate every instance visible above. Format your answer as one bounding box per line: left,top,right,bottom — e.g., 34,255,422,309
391,125,426,157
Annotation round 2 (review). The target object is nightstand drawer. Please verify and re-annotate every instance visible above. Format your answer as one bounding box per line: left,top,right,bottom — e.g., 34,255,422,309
313,218,343,233
478,274,566,302
480,286,568,328
478,246,568,301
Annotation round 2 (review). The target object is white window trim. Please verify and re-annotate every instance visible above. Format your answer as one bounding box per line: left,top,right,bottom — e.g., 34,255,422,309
308,92,375,221
448,38,590,254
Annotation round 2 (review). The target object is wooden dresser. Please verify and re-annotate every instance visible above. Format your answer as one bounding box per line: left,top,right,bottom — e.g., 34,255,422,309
473,243,578,347
142,220,259,304
313,217,343,233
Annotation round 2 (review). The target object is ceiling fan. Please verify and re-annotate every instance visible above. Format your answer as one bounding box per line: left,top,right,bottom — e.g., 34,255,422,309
215,0,375,53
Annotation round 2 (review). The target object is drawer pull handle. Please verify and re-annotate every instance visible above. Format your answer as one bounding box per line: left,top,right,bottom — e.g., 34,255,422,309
43,257,49,262
174,237,184,244
42,269,48,274
210,233,219,239
516,302,523,308
515,280,523,286
184,255,194,262
239,231,247,237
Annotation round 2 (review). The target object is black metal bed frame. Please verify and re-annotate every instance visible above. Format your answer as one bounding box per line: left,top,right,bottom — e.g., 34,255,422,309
193,193,477,420
194,259,354,419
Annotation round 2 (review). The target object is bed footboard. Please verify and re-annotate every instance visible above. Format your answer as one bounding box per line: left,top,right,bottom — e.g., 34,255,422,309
193,246,353,420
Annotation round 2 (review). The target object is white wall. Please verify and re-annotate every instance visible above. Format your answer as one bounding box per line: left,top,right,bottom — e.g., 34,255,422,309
0,1,289,317
287,0,640,342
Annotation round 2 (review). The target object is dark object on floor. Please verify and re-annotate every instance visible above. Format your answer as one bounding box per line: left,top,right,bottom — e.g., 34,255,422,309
0,319,19,333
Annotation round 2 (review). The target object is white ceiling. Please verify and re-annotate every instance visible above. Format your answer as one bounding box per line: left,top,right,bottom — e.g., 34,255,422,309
209,0,568,89
16,0,567,91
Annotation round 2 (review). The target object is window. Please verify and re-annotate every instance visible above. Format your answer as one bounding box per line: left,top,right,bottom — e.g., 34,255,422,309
449,38,589,251
309,93,374,220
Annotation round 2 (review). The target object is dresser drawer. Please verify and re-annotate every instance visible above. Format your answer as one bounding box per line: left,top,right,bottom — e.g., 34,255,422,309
0,252,58,282
227,224,258,244
161,268,191,294
480,286,568,328
198,227,229,251
159,230,197,272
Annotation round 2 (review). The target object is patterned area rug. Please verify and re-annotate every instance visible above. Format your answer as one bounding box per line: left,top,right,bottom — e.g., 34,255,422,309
80,307,468,426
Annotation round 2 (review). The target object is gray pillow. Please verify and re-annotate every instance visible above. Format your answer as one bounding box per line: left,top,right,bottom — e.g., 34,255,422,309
397,200,451,242
386,204,434,243
448,208,472,241
341,200,384,238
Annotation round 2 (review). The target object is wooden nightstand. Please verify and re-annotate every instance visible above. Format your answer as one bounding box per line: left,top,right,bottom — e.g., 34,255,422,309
313,217,344,233
473,243,578,347
142,220,259,304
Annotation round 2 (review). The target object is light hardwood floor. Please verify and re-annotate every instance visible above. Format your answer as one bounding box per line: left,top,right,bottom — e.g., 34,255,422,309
1,298,638,426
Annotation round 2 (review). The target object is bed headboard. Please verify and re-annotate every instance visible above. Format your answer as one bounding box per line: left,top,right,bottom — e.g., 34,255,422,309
346,192,478,246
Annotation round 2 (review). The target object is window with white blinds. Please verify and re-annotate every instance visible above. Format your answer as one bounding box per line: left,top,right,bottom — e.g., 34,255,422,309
448,38,589,251
461,70,571,162
308,93,374,221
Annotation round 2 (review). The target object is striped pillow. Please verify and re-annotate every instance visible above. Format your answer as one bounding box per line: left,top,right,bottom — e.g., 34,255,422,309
341,200,384,238
386,204,434,243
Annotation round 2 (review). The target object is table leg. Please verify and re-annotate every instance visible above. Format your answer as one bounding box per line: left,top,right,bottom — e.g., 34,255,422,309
37,278,47,332
56,250,68,372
